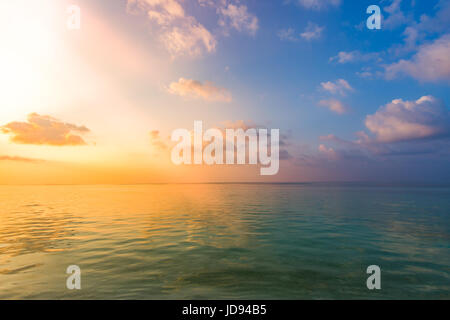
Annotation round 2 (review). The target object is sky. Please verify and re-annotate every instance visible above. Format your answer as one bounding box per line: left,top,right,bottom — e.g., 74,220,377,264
0,0,449,184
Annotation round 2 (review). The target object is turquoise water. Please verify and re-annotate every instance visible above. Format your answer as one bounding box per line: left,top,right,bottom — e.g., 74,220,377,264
0,184,448,299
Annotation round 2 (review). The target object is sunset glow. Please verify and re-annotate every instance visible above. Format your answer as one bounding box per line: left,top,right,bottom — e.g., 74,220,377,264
1,0,449,184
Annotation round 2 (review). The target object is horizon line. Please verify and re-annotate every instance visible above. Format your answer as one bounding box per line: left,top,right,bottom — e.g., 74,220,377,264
1,181,449,187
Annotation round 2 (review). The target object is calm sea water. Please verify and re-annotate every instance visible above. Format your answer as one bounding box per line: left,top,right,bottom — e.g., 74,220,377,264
0,184,448,299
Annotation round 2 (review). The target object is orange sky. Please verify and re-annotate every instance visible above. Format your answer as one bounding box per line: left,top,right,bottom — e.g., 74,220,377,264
0,1,299,184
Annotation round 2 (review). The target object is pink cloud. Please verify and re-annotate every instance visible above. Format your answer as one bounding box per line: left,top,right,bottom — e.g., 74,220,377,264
386,34,450,82
365,96,450,143
318,99,348,114
168,78,232,102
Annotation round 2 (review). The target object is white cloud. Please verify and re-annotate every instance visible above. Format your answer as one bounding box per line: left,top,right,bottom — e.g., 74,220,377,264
388,1,450,56
386,34,450,82
311,95,450,177
278,23,324,42
320,79,353,95
356,70,374,79
365,96,450,143
329,51,380,64
383,0,410,30
329,51,357,63
197,0,259,36
415,0,450,34
297,0,341,10
198,0,216,7
300,22,324,40
278,28,298,42
127,0,216,57
168,78,232,102
218,3,259,36
162,20,217,57
318,144,338,160
318,99,348,114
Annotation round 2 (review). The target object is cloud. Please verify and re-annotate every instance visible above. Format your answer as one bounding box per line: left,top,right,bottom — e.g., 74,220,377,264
320,130,450,160
278,23,324,42
163,22,217,58
318,99,348,114
127,1,259,57
198,0,215,7
318,144,338,160
150,130,168,150
127,0,216,57
383,0,410,30
365,95,450,143
220,120,293,160
329,50,380,64
296,95,450,182
356,68,375,79
388,1,450,56
0,155,43,162
320,79,353,95
221,120,258,131
220,120,290,148
414,0,450,35
330,51,357,63
1,113,90,146
385,34,450,82
278,28,298,42
297,0,341,10
316,95,450,160
168,78,232,102
389,26,420,56
300,22,324,40
218,3,259,36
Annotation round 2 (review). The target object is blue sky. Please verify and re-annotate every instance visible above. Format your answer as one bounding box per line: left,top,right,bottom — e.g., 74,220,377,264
120,0,450,182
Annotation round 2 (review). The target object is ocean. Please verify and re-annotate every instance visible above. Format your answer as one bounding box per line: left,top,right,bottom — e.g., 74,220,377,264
0,184,448,299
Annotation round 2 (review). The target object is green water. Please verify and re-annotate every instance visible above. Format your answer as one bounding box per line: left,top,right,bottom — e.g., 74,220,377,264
0,184,448,299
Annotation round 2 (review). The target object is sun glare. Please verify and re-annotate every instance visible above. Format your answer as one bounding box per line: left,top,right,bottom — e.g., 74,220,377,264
0,0,62,120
